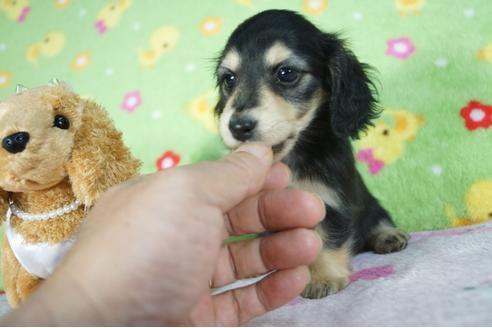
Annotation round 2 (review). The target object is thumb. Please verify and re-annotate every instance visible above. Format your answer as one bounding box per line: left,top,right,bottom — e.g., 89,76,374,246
188,143,273,212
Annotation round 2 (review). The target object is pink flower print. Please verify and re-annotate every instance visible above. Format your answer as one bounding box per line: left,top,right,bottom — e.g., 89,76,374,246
94,20,107,34
356,148,385,175
121,91,142,112
350,265,395,282
18,6,31,23
386,37,415,60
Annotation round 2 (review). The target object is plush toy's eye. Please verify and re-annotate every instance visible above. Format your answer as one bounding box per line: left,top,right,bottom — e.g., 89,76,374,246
54,115,70,129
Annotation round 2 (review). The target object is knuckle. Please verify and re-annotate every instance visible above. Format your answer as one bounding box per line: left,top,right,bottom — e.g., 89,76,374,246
159,167,196,189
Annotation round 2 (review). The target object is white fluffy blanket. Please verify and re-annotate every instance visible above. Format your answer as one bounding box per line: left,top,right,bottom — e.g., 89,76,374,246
248,221,492,326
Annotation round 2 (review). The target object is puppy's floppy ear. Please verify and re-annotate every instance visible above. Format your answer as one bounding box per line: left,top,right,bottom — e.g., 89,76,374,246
323,33,380,139
66,99,141,207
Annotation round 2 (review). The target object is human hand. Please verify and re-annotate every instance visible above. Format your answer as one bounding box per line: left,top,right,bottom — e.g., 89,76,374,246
3,144,324,326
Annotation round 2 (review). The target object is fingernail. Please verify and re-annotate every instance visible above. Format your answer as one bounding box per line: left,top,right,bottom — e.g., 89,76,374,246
235,143,272,164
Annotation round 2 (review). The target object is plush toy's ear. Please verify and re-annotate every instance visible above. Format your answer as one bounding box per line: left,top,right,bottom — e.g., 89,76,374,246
66,99,141,207
323,33,380,139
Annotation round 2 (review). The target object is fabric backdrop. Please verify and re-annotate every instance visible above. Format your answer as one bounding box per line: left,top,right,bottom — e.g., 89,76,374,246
1,0,491,235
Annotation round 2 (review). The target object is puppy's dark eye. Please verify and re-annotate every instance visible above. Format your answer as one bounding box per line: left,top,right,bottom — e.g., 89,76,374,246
276,66,299,84
54,115,70,129
222,73,236,90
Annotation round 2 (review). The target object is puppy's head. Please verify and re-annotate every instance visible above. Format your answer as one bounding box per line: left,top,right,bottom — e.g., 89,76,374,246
215,9,378,159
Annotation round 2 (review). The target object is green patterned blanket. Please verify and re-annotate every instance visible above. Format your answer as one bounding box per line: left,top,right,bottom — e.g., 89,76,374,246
0,0,491,277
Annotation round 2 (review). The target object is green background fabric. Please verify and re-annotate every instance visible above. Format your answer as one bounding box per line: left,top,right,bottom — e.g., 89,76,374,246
0,0,491,280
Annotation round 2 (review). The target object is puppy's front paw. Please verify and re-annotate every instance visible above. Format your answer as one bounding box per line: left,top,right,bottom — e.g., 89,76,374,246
373,228,409,254
301,276,349,299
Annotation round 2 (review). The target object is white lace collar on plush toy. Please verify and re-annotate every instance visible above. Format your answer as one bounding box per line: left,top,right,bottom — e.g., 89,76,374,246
5,198,82,279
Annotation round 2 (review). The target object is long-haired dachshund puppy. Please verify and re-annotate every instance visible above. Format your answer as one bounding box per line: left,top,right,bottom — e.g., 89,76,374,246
215,9,410,299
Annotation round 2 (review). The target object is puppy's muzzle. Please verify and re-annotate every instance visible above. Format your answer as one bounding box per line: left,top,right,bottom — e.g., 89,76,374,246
2,131,30,154
229,115,257,141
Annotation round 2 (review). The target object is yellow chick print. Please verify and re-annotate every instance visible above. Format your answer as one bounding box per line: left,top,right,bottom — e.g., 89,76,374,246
357,109,424,174
391,109,424,141
395,0,425,16
186,91,218,134
25,31,65,65
94,0,131,34
477,42,492,64
138,26,179,68
447,180,492,227
0,0,30,22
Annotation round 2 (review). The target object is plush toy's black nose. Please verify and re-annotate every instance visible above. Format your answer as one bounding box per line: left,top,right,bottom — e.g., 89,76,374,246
2,132,30,154
229,116,257,141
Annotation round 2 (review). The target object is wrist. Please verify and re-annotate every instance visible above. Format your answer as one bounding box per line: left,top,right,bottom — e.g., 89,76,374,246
1,267,108,326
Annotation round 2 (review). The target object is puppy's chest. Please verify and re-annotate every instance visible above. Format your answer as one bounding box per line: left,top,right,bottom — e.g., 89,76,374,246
289,176,341,210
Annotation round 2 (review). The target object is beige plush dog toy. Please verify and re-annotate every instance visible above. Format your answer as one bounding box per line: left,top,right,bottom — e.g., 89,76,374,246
0,80,141,307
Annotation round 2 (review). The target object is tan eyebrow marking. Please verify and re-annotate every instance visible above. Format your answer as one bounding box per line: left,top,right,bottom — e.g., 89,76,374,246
220,49,241,71
264,42,292,67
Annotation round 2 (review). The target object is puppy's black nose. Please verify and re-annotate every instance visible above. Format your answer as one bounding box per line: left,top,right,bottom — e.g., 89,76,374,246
229,117,257,141
2,132,30,154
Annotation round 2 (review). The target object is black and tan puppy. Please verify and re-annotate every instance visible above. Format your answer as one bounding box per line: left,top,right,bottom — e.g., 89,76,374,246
214,9,409,299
